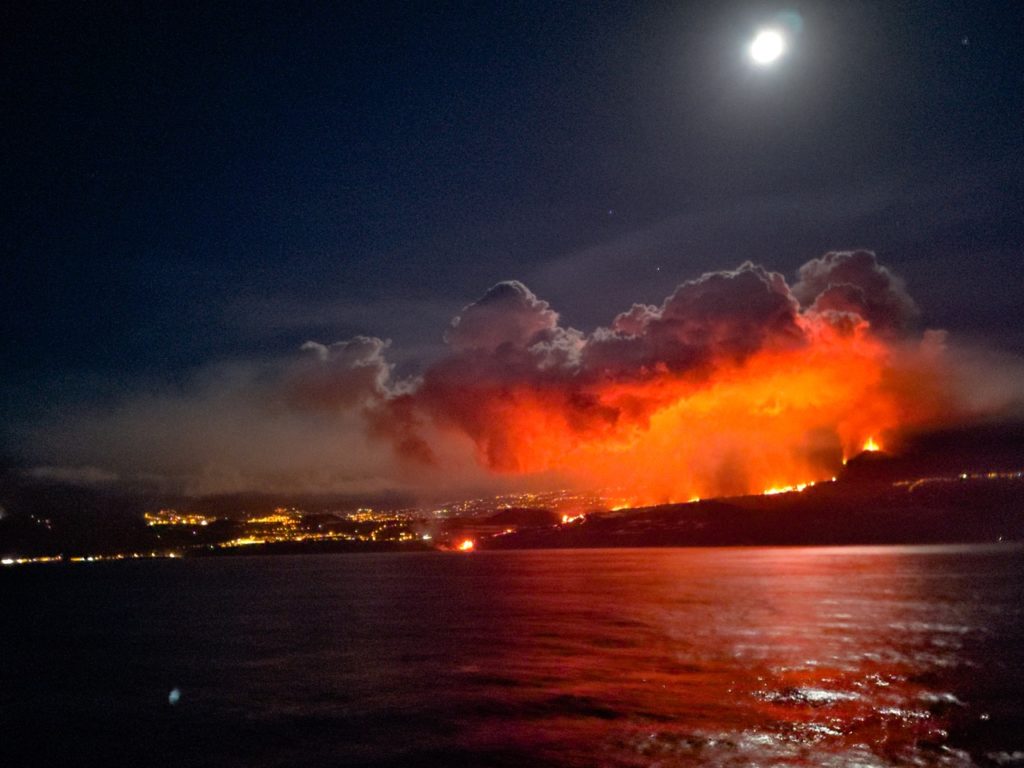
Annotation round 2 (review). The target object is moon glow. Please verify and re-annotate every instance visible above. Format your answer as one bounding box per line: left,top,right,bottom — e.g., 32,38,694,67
749,28,786,65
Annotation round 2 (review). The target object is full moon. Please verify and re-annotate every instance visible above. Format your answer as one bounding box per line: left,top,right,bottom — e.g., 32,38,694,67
749,28,786,65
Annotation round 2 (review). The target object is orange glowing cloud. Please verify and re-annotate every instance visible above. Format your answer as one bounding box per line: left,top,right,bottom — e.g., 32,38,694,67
286,251,1000,502
26,255,1015,500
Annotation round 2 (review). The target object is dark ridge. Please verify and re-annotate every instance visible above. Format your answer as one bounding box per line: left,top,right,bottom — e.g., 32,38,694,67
485,474,1024,549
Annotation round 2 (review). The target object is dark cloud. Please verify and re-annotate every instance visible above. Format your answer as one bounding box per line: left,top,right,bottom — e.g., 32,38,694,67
793,250,918,335
586,262,803,378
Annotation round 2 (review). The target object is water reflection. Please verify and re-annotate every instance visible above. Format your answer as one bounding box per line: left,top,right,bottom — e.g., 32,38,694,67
3,545,1022,767
442,546,1022,766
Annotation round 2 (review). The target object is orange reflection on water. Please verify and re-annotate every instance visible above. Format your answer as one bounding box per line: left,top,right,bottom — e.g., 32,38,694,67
447,546,1001,766
713,547,964,762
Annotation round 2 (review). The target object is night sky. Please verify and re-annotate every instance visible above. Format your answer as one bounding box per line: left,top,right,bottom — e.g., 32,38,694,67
3,1,1022,496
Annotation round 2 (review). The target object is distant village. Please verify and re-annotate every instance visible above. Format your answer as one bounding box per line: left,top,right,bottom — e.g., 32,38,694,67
0,489,609,565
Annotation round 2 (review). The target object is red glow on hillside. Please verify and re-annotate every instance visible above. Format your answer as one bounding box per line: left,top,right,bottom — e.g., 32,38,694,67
348,255,965,506
420,320,944,506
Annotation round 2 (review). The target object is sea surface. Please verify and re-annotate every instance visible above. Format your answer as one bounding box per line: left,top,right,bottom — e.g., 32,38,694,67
3,546,1024,767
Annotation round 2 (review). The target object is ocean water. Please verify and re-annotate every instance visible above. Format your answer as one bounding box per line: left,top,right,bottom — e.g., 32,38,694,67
2,546,1023,767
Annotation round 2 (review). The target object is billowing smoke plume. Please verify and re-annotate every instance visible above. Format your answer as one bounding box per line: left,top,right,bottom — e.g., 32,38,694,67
792,250,919,336
293,251,1015,503
20,251,1021,500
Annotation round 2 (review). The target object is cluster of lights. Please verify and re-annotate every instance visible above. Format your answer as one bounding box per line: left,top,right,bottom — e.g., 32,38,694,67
896,469,1024,492
247,508,302,526
344,507,412,522
7,461,1021,565
432,489,607,519
1,555,62,566
144,509,215,527
219,527,419,548
2,551,181,567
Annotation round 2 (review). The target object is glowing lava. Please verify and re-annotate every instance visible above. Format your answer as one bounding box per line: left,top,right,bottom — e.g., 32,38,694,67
863,437,881,452
457,539,475,551
763,482,814,496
